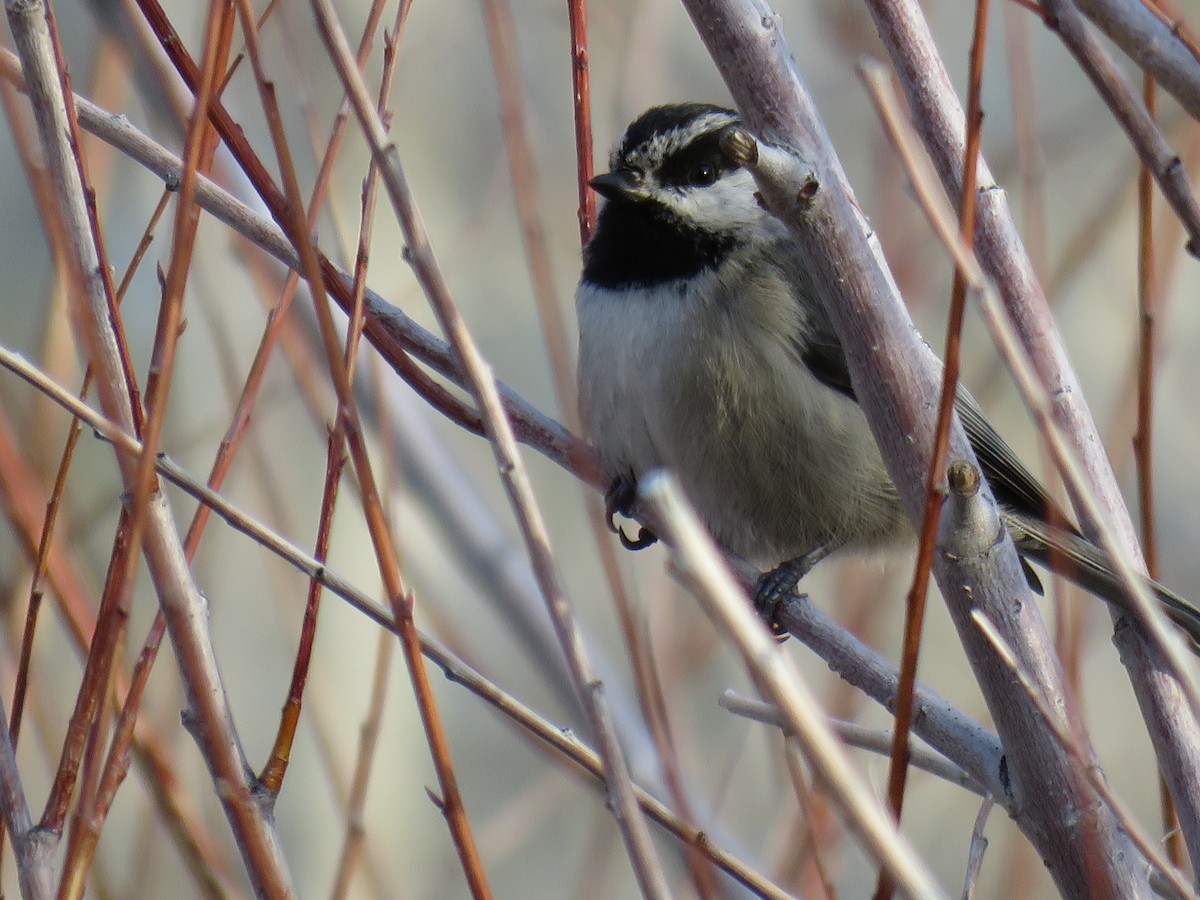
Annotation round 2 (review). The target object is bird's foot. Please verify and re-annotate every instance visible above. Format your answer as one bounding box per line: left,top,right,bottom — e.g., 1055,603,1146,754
604,475,658,551
753,545,834,640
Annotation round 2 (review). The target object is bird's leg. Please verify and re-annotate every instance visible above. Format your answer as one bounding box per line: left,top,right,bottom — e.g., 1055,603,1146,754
754,544,836,637
604,474,658,550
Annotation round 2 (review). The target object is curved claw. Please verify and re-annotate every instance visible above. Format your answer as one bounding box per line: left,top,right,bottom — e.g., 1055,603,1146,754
605,475,659,551
618,524,658,551
754,569,798,641
753,544,835,641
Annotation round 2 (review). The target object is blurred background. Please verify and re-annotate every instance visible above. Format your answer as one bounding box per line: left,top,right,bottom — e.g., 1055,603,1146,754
0,0,1197,896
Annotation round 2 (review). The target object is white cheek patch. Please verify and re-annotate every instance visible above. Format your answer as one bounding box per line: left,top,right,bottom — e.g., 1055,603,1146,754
659,169,783,239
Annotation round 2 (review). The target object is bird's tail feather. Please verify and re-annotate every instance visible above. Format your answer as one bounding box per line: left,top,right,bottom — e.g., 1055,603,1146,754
1003,511,1200,649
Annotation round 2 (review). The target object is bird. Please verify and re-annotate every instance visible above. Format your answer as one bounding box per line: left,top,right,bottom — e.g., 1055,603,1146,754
574,101,1200,645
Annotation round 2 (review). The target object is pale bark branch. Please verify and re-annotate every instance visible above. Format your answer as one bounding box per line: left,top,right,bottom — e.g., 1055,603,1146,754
1075,0,1200,122
4,1,294,895
309,1,671,895
866,0,1200,871
677,0,1160,894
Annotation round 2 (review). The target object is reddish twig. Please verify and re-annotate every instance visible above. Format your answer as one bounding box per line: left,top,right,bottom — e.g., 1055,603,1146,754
567,0,596,244
256,0,393,798
58,7,236,892
481,0,576,426
876,5,989,896
0,407,239,897
232,2,494,894
1038,0,1200,254
328,629,395,899
8,0,296,890
0,341,800,899
4,176,172,769
1135,73,1186,871
311,2,669,893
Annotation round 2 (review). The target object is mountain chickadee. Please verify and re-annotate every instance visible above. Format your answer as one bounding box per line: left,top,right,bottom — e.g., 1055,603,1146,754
575,102,1200,643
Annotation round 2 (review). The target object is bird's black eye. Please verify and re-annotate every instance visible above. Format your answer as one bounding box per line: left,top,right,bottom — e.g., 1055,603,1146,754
688,163,719,187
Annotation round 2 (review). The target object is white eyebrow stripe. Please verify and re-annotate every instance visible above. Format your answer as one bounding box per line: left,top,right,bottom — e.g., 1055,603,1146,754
611,111,740,173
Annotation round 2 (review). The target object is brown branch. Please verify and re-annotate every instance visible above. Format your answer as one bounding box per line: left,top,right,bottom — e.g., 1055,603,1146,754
309,2,670,894
231,2,493,894
328,629,394,899
481,0,575,423
877,2,988,890
0,344,794,899
566,0,595,244
257,0,393,799
1038,0,1200,255
1135,73,1187,872
0,39,1013,839
0,403,238,897
866,0,1200,870
639,473,944,899
4,0,295,893
58,8,237,894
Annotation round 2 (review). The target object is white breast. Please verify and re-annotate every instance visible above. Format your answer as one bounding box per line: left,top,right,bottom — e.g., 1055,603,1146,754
576,277,699,478
576,255,908,566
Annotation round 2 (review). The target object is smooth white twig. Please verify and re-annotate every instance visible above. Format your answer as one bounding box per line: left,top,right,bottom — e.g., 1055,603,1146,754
719,692,984,795
640,472,947,900
309,2,670,894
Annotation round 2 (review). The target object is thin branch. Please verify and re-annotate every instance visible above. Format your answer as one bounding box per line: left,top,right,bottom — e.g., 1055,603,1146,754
0,343,792,900
0,401,239,897
639,472,946,900
566,0,595,244
0,43,1015,832
0,694,52,900
309,3,671,896
57,9,235,893
328,629,394,899
961,798,995,900
232,2,493,894
1072,0,1200,122
257,0,393,799
719,693,984,795
878,0,988,866
1136,72,1187,871
480,0,575,422
864,0,1200,867
474,19,696,860
1039,0,1200,255
4,0,295,893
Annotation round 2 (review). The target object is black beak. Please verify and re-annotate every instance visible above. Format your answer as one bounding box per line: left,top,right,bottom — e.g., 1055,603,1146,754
589,171,638,201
